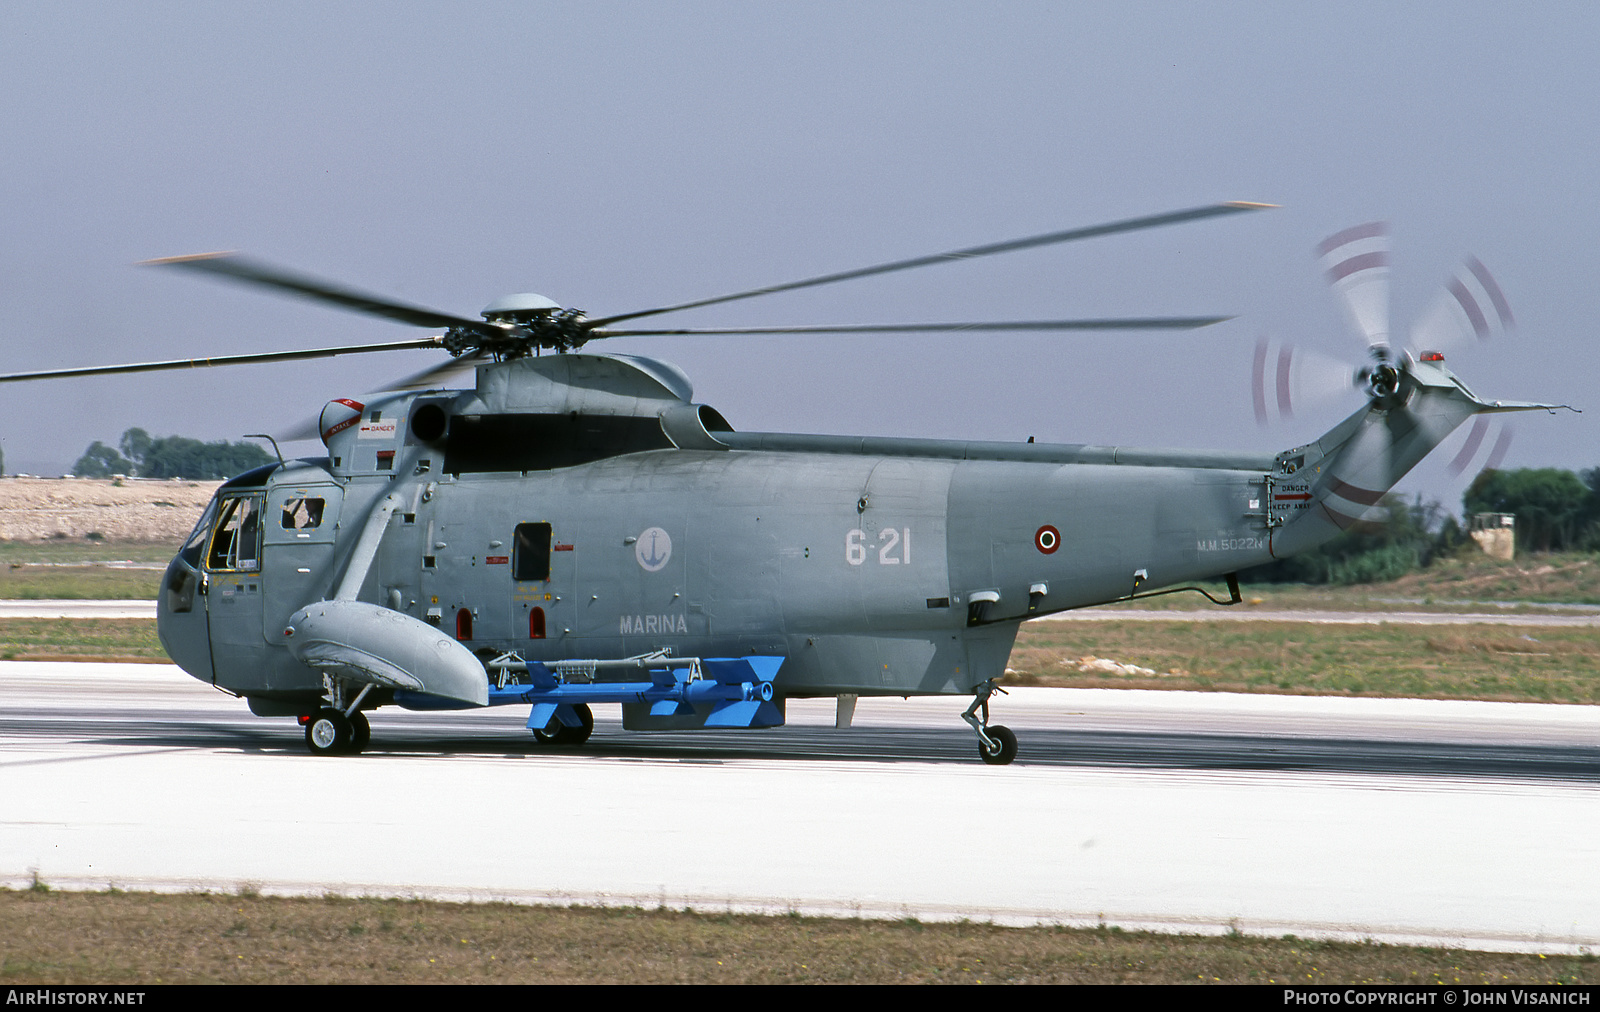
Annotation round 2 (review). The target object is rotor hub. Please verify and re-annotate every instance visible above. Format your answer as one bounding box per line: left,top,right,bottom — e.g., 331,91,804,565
444,300,593,358
1357,360,1407,410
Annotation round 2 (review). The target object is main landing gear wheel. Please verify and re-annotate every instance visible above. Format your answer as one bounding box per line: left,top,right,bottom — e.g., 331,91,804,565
534,703,595,747
978,725,1018,766
305,708,352,756
962,678,1017,766
349,710,371,752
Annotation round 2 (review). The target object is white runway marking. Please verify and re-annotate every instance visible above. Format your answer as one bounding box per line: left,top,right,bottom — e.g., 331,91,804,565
0,600,156,620
1,662,1596,953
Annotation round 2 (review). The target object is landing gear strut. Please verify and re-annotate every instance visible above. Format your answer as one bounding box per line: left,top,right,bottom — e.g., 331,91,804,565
962,679,1017,765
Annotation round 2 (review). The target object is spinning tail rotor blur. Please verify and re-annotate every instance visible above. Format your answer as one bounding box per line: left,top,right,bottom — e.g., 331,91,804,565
1252,221,1520,479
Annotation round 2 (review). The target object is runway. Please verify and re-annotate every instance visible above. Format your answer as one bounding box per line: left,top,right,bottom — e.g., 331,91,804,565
2,661,1597,953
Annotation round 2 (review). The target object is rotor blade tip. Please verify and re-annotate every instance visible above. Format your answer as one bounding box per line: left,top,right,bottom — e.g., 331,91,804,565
1225,201,1279,210
138,251,237,267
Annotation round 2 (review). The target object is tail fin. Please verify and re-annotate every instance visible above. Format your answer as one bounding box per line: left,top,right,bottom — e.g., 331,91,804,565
1267,356,1574,559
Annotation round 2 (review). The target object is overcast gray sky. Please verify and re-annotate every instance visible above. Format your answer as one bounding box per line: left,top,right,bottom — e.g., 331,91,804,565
2,2,1595,511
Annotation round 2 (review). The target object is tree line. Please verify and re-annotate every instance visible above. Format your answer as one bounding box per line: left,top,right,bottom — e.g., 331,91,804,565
1245,466,1600,585
71,428,273,481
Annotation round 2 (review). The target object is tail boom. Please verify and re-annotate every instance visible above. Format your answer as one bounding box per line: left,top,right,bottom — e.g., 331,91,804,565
1267,358,1570,559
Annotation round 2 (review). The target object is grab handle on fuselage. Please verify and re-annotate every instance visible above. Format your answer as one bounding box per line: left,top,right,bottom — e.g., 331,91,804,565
334,491,406,601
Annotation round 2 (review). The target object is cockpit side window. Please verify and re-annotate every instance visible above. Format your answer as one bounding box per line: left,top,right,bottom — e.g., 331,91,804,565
280,497,326,530
207,495,263,572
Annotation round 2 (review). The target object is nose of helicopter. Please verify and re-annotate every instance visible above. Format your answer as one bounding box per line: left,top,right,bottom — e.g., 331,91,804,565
156,553,215,684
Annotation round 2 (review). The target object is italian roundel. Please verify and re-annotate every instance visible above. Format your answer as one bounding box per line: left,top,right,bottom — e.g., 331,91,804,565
1035,525,1060,554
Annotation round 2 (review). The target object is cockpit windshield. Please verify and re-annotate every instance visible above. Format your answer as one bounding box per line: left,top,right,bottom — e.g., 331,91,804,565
177,499,219,568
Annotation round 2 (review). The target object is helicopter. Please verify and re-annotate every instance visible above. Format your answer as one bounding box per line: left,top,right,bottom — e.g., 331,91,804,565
0,203,1569,764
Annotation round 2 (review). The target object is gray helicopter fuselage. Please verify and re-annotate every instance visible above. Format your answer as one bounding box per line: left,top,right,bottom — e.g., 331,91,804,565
31,205,1558,758
156,353,1284,710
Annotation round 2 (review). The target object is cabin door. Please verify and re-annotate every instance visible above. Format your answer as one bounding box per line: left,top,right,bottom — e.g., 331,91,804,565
260,483,345,641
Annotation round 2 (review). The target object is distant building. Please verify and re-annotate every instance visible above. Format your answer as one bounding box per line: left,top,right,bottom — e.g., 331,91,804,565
1469,512,1515,561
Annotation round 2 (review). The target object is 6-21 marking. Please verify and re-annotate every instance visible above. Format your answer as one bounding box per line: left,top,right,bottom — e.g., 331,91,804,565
847,527,911,566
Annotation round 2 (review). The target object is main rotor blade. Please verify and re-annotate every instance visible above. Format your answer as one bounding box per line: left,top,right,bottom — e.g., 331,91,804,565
588,201,1275,328
0,337,444,384
376,352,491,392
143,253,488,332
593,317,1232,337
276,351,492,443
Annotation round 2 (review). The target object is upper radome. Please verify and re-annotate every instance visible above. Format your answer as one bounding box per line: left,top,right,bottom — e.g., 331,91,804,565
480,293,563,319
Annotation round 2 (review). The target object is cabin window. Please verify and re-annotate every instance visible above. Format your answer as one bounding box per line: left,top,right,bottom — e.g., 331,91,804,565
513,522,552,582
280,497,326,530
456,608,473,641
529,606,546,640
207,495,263,572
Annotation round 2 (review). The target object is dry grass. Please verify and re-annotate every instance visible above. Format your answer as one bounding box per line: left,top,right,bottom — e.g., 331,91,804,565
1007,620,1600,704
0,478,212,543
0,889,1592,985
1388,551,1600,605
1095,552,1600,612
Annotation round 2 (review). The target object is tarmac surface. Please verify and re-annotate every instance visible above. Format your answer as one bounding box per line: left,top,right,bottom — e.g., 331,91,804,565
2,661,1596,953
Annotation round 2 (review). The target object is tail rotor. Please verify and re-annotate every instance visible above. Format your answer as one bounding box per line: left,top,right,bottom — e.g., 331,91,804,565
1251,222,1519,481
1248,221,1532,528
1444,413,1515,478
1251,336,1363,425
1410,255,1515,357
1317,221,1392,361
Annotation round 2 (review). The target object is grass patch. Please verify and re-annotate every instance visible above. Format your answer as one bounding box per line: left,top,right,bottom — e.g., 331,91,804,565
0,889,1591,984
0,540,180,566
1389,550,1600,606
0,619,166,663
1099,551,1600,612
1008,619,1600,704
0,567,163,601
0,539,178,601
3,611,1598,703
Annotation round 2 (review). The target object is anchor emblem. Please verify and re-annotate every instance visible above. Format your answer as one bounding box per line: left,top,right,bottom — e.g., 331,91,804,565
635,527,672,572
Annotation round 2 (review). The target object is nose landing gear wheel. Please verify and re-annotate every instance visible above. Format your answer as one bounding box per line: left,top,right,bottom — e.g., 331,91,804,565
306,708,353,756
978,725,1017,766
534,703,595,747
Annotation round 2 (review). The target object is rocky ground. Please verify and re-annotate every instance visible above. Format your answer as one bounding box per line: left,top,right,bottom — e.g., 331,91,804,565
0,477,219,542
